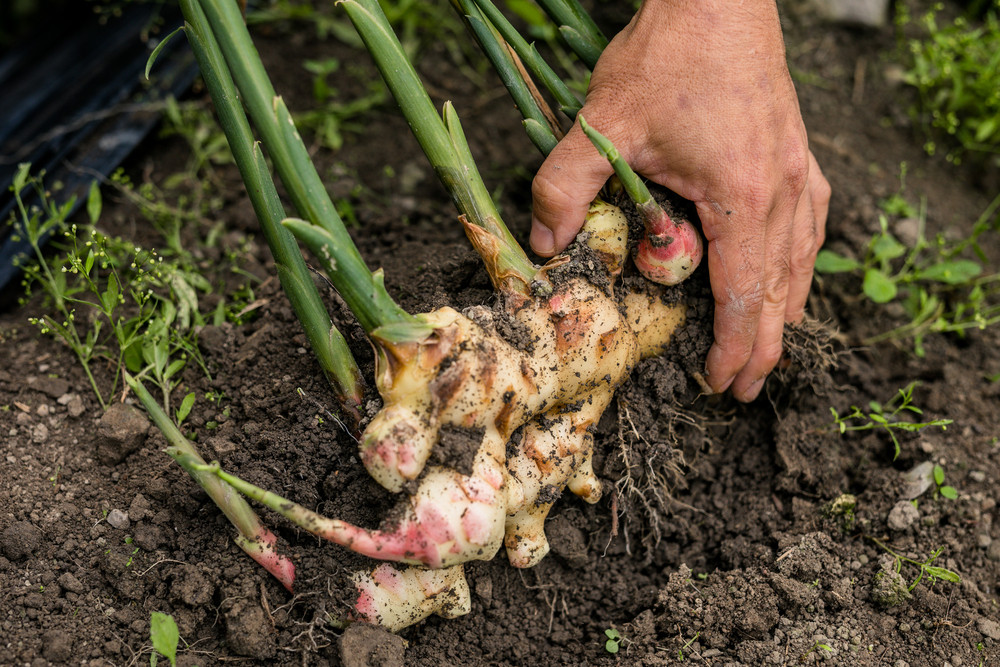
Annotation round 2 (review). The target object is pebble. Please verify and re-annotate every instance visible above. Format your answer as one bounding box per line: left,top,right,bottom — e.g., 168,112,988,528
969,470,986,483
887,500,919,531
106,509,130,530
977,534,992,549
67,396,85,417
58,572,85,594
31,424,48,444
987,541,1000,562
977,618,1000,640
35,404,49,417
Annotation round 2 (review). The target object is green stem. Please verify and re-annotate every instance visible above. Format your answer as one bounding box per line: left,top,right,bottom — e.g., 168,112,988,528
190,0,417,335
471,0,581,117
341,0,537,290
578,115,663,222
451,0,558,155
534,0,607,68
180,0,364,415
127,372,264,544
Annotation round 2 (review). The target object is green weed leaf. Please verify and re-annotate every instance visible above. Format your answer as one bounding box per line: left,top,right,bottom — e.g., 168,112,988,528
814,249,860,273
924,565,960,583
917,259,981,285
149,611,179,667
871,233,907,262
175,392,196,425
939,485,958,500
933,464,945,486
863,269,898,303
87,181,102,224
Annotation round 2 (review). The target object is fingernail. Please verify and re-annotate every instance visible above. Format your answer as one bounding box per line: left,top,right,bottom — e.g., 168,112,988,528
708,372,735,394
530,220,555,256
743,377,765,402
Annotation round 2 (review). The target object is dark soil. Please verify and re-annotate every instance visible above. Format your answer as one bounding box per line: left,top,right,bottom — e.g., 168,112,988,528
3,3,1000,666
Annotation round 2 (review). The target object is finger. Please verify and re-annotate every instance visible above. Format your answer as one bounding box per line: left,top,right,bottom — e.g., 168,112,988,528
730,199,795,402
700,201,768,394
530,119,616,256
785,153,830,322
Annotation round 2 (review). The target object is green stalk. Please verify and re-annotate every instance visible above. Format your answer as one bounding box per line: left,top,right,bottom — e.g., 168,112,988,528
340,0,537,291
578,115,662,222
191,0,419,336
126,372,295,590
471,0,581,117
534,0,607,69
180,0,363,419
451,0,558,155
557,25,604,71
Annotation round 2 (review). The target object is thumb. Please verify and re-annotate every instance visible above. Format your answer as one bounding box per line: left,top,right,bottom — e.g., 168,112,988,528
530,118,615,256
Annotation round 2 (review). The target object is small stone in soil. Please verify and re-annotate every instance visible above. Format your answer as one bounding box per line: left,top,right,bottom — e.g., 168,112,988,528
67,395,85,417
31,423,48,443
977,617,1000,640
29,375,70,398
96,402,150,464
886,500,919,531
58,572,85,594
106,509,129,530
0,521,42,561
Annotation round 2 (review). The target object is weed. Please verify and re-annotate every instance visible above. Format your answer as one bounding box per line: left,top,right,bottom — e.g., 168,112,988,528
149,611,179,667
870,536,960,592
815,165,1000,355
604,627,622,654
831,382,952,458
295,60,388,152
8,165,211,412
932,464,959,499
896,1,1000,164
678,632,700,660
799,641,833,663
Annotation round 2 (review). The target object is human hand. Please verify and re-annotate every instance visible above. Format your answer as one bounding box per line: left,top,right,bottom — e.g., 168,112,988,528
530,0,831,402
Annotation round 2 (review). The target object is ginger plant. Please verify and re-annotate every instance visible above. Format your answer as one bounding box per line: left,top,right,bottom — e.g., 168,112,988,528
157,0,702,632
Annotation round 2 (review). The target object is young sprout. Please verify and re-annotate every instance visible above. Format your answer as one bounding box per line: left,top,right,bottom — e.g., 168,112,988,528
578,116,704,286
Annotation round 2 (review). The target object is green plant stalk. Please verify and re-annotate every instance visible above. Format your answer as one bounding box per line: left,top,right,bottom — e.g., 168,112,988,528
557,25,603,70
471,0,581,117
180,0,363,418
578,115,663,224
190,0,417,335
340,0,537,290
126,372,295,591
451,0,558,154
534,0,607,67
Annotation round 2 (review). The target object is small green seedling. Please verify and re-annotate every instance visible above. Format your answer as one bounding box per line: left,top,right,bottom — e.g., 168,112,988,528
870,537,961,593
932,464,958,499
678,632,700,660
799,641,833,663
150,611,179,667
831,382,952,458
604,628,621,654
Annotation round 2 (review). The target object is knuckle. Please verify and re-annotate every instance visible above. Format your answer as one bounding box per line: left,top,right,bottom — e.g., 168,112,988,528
812,173,832,208
782,149,810,195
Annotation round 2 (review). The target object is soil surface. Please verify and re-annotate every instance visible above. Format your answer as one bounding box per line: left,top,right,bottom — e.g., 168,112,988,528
3,2,1000,666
